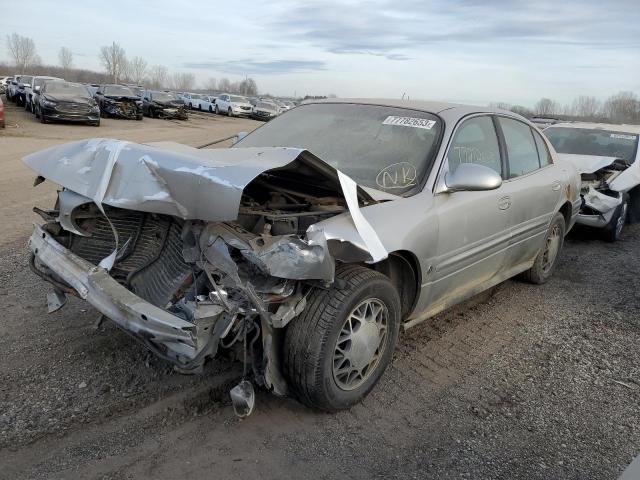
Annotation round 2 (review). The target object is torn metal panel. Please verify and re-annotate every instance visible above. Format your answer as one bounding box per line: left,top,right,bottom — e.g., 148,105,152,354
583,186,622,213
57,190,93,236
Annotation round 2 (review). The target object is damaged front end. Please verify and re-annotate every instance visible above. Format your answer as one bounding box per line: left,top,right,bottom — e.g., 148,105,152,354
572,157,629,228
101,96,142,119
25,139,384,399
154,102,188,120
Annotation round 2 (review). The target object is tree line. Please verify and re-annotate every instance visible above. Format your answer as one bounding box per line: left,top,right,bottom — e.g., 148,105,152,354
491,92,640,125
2,33,259,95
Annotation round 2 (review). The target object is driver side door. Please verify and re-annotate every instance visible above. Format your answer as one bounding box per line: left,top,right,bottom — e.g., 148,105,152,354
425,115,511,311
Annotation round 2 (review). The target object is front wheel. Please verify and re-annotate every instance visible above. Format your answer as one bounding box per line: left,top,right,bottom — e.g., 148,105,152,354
284,265,401,411
603,193,629,242
522,212,566,284
215,105,219,114
227,107,233,117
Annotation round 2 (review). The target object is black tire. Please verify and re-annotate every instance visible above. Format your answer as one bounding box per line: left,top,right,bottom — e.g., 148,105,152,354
215,105,219,114
189,102,192,110
602,193,629,242
34,104,40,118
627,189,640,224
521,212,565,284
209,105,213,113
136,114,143,121
284,265,401,411
40,109,48,124
91,120,100,127
228,107,233,117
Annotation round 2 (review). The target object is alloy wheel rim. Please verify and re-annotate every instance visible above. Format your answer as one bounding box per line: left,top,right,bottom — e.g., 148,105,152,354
615,202,627,237
542,224,561,272
332,298,388,391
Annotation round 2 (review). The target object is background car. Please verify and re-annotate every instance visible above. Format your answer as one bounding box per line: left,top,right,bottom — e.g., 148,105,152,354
25,76,63,113
14,75,33,106
94,84,143,120
142,90,188,119
199,95,216,112
215,93,252,116
251,100,279,121
544,122,640,241
6,76,21,102
35,81,100,126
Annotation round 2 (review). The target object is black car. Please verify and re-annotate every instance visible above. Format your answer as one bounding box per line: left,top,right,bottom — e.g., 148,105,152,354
251,101,279,121
35,81,100,126
142,90,188,120
95,84,143,120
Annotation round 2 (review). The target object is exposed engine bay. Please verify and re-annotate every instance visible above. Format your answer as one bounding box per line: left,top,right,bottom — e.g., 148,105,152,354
579,158,628,216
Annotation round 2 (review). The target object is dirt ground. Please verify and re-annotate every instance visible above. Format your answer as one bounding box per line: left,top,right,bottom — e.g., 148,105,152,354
1,100,639,480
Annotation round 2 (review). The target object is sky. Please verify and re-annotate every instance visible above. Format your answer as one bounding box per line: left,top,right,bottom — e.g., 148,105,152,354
1,0,639,106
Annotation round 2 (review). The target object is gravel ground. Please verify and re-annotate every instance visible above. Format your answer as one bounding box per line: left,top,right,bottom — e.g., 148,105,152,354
1,99,639,479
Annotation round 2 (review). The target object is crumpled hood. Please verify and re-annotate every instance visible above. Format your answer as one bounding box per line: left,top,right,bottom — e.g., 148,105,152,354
22,138,373,223
557,153,621,174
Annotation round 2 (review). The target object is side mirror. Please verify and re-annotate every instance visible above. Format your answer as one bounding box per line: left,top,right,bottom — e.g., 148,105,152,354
232,132,248,145
441,163,502,193
34,86,40,92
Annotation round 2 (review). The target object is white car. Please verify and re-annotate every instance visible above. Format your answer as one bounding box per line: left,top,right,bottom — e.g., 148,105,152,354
215,94,253,116
25,76,63,113
199,95,217,113
181,93,199,109
544,122,640,241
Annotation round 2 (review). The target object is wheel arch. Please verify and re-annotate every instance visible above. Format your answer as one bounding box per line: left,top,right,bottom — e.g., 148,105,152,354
368,250,421,320
558,200,572,231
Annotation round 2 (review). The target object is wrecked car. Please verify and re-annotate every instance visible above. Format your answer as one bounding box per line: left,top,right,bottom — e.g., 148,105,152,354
26,100,580,413
35,81,101,127
544,123,640,241
142,90,188,120
94,84,143,120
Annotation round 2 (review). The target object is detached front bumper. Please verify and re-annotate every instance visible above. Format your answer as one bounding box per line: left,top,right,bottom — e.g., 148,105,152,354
28,224,212,366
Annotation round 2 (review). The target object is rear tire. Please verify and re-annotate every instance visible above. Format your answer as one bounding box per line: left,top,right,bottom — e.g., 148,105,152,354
215,105,219,114
284,265,401,411
627,189,640,224
228,107,233,117
602,193,629,242
522,212,565,284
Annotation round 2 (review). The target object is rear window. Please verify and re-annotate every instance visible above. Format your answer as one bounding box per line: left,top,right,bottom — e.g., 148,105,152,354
544,127,638,163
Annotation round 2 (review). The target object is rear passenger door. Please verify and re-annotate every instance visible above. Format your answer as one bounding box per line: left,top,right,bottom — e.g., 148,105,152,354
497,116,559,269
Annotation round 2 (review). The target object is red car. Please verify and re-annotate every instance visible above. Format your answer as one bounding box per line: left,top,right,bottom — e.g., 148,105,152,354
0,96,4,128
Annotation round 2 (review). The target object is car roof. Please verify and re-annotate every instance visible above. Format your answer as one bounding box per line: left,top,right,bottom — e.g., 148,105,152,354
546,122,640,134
305,97,518,119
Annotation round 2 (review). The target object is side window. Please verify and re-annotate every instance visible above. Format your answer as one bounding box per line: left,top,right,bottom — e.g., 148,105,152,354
447,116,502,176
532,129,553,166
499,117,541,178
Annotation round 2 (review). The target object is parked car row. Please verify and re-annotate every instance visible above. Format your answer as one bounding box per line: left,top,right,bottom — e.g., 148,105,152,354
177,91,298,121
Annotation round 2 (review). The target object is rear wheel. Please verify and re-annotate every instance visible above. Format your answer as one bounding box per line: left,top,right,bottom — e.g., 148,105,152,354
228,107,233,117
284,265,401,411
215,105,219,114
522,212,565,284
603,193,629,242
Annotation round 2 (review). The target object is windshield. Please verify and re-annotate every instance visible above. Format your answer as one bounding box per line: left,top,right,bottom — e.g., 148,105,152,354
230,95,247,103
153,91,177,102
545,126,638,163
103,85,135,96
45,82,91,97
236,103,442,195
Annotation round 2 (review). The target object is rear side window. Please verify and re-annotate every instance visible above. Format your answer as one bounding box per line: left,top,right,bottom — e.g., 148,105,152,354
499,117,540,178
533,130,552,166
447,116,502,176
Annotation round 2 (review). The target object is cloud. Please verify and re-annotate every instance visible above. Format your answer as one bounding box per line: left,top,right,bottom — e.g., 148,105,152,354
182,59,326,74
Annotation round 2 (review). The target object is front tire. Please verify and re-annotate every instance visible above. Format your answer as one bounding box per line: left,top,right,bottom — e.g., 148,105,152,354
522,212,565,284
603,193,629,242
215,105,219,114
284,265,401,411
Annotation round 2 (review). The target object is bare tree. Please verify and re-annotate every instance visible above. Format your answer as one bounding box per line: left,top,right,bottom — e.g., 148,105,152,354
7,33,40,71
218,77,232,92
148,65,168,89
238,77,258,96
510,105,533,118
58,47,73,77
534,98,560,117
603,91,639,123
99,42,127,83
572,95,600,119
127,56,147,85
204,77,218,91
169,72,196,91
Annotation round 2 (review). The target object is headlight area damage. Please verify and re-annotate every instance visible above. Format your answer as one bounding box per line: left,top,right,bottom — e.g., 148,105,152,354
24,139,386,416
562,154,640,232
101,97,142,119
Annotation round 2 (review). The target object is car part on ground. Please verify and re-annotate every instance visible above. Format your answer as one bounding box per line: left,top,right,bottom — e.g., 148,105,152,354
544,123,640,240
25,99,580,414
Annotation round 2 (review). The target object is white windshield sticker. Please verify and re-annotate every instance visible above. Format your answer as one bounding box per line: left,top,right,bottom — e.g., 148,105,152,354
610,133,637,140
383,116,436,130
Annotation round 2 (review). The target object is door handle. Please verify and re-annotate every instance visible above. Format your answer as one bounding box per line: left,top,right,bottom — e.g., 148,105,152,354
498,196,511,210
551,181,562,191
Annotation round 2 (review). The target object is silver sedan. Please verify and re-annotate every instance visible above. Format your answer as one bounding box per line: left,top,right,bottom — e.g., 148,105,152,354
25,99,580,414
